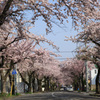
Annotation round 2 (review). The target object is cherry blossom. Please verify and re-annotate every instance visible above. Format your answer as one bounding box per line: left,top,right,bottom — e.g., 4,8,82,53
17,47,61,92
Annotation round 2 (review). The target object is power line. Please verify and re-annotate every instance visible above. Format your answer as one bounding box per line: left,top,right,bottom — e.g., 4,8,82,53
53,51,76,53
55,58,67,59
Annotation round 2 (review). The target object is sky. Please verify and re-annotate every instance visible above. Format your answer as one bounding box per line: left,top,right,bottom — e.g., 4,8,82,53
30,17,80,61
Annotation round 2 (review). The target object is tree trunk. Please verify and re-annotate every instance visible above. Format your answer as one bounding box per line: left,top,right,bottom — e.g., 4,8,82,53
47,77,49,91
1,74,6,93
96,68,100,94
0,56,5,93
81,72,85,91
9,74,12,89
28,75,32,93
18,71,35,93
0,56,4,68
44,77,49,91
12,76,15,95
73,83,77,91
44,77,47,91
32,77,35,93
78,78,81,91
37,79,42,92
50,82,54,91
28,84,31,93
1,60,14,93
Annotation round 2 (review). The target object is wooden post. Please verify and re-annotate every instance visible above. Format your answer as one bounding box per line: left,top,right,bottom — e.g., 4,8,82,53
10,81,13,96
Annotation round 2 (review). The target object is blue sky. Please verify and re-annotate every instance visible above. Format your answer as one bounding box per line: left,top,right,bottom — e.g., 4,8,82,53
30,17,80,61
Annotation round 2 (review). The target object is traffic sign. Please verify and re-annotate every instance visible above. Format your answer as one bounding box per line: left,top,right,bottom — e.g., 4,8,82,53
12,69,17,75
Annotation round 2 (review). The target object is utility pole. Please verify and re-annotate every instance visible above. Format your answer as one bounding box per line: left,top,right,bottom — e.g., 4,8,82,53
84,38,89,93
85,61,89,92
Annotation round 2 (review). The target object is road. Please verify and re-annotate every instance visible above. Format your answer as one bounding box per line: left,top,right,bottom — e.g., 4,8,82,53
12,91,100,100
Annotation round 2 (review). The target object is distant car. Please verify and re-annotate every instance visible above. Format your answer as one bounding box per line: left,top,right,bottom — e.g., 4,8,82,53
60,87,64,91
66,86,73,92
60,86,67,91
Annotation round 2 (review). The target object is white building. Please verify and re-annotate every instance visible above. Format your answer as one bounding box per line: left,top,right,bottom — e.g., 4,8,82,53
90,68,98,90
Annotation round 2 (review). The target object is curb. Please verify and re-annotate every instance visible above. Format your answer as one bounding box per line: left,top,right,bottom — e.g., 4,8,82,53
89,93,100,97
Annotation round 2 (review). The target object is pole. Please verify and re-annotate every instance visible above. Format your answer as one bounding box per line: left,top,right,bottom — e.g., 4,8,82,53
85,61,89,92
14,74,17,95
10,81,13,96
14,66,17,95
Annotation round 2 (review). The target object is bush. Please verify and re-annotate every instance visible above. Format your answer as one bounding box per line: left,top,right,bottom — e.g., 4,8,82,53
15,93,20,96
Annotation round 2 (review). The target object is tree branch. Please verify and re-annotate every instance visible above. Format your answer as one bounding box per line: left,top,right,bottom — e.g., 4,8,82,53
90,38,100,47
0,0,13,26
0,36,24,52
17,69,29,85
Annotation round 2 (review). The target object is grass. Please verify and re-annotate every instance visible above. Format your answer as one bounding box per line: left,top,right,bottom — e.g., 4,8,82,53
0,93,7,97
25,92,32,94
90,89,96,92
0,93,21,100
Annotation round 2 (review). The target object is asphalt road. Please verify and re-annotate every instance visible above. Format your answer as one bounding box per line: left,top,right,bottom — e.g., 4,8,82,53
12,91,100,100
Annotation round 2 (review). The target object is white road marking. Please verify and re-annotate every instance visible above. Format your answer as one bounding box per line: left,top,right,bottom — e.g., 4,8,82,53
52,92,56,97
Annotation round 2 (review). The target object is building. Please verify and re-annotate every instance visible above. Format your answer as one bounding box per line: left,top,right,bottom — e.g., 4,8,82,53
90,68,98,90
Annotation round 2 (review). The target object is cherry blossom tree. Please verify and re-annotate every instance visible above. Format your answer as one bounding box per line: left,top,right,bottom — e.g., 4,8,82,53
0,0,99,52
0,27,58,93
17,47,61,92
64,1,100,92
0,0,99,28
65,12,100,92
32,49,65,91
61,58,86,91
0,0,99,69
75,44,100,93
0,40,37,93
0,0,100,93
0,0,99,53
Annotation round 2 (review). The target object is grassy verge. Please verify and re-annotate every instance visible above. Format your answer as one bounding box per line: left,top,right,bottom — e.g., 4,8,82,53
0,93,21,100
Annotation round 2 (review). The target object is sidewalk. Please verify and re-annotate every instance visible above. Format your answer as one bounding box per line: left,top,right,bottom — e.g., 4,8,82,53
89,93,100,97
75,91,100,97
